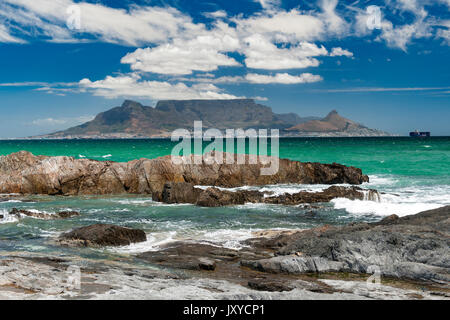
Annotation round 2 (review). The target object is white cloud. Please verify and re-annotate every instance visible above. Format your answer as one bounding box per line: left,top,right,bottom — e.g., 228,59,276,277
437,20,450,44
246,73,323,84
121,25,241,75
377,17,432,51
318,0,350,37
330,47,353,57
354,1,433,51
0,0,201,46
203,10,227,19
235,9,326,43
254,0,281,10
78,74,242,100
0,24,25,43
243,34,328,69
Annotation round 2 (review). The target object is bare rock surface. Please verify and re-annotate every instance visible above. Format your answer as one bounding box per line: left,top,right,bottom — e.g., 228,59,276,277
0,151,369,196
242,206,450,284
58,224,147,247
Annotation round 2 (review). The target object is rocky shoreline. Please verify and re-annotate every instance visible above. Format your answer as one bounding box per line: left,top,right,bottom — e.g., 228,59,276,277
0,151,368,196
0,151,448,300
0,206,448,300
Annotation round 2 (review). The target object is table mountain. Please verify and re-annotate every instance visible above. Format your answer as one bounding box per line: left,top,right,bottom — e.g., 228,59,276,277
38,99,390,138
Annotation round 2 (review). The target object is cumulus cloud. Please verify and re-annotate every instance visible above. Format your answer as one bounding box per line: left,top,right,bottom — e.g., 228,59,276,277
354,0,433,51
78,74,241,100
243,34,328,69
121,23,241,75
235,9,326,43
246,73,323,84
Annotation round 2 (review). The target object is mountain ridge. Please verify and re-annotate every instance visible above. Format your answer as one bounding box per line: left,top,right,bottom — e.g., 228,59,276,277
36,99,391,138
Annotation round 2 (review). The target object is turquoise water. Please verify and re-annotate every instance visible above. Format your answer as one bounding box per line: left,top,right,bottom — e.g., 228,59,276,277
1,137,449,176
0,137,449,259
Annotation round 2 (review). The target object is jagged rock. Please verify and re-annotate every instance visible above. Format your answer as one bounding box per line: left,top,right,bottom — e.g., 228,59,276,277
156,182,380,207
242,206,450,284
153,182,201,204
10,208,80,220
58,224,147,247
0,151,369,196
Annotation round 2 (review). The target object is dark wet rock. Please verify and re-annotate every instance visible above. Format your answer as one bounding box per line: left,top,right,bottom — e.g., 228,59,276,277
56,211,81,219
153,182,201,204
10,208,80,220
247,279,294,292
58,224,146,247
0,151,369,196
156,182,380,207
242,206,450,284
137,243,251,271
196,188,263,207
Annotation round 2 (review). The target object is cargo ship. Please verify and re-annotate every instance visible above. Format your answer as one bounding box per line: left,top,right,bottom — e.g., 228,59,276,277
410,130,431,137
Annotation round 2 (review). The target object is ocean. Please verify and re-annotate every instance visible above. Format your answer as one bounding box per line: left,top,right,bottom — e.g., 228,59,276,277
0,137,449,260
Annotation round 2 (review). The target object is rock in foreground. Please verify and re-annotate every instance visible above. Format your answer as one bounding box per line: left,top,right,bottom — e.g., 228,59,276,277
243,206,450,284
0,151,369,196
58,224,147,247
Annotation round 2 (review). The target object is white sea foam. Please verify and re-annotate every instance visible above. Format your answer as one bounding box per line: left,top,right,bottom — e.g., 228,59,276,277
331,198,442,217
111,228,259,254
195,183,334,196
332,175,450,217
110,231,178,254
102,154,112,158
0,209,19,224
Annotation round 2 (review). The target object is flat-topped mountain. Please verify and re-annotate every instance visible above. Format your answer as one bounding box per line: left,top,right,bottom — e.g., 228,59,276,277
39,99,390,138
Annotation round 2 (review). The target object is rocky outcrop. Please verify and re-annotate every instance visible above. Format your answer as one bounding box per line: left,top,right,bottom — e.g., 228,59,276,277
10,208,80,220
154,182,380,207
0,151,369,196
58,224,147,247
134,206,450,294
242,206,450,284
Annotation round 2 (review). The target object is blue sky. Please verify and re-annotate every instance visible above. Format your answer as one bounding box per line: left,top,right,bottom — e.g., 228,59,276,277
0,0,449,137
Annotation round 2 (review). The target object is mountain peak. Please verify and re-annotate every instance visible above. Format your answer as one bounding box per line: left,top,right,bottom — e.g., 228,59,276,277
121,100,143,108
327,110,339,116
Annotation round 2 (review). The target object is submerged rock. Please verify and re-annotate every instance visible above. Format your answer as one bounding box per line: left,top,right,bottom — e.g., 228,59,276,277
58,224,147,247
0,151,369,196
155,182,380,207
10,208,80,220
